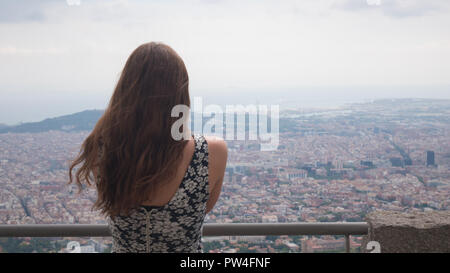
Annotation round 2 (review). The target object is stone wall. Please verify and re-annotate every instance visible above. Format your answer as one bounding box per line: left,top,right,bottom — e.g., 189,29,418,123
361,210,450,253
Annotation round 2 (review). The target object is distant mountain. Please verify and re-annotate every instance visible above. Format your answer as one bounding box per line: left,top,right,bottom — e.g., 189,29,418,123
2,98,447,134
0,110,104,134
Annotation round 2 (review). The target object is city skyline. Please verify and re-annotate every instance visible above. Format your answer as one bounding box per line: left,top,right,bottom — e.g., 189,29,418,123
1,98,449,252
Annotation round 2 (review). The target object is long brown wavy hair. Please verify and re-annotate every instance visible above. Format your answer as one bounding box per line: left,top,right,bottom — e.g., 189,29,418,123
68,42,190,217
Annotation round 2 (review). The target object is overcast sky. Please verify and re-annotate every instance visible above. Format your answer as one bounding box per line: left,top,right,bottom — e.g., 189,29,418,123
1,0,450,125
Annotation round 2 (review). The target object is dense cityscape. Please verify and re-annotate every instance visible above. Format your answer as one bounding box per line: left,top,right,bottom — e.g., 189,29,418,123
0,99,449,253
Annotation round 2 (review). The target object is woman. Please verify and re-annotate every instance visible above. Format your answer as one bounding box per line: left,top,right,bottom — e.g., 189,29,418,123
68,42,227,253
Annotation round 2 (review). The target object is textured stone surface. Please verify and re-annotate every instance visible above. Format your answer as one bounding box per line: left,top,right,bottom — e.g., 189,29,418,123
361,210,450,253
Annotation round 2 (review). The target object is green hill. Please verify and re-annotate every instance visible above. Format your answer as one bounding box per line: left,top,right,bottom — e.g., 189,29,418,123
0,110,104,134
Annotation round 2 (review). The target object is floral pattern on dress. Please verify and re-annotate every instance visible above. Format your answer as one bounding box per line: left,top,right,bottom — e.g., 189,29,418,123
107,134,209,253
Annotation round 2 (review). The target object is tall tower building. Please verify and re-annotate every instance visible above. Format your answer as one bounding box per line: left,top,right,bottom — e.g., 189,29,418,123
427,151,435,166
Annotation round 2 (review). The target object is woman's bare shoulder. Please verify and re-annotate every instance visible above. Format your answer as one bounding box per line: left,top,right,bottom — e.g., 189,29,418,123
203,136,227,193
204,136,228,156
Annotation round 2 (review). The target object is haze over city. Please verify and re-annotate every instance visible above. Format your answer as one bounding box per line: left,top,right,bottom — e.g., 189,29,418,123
1,0,450,125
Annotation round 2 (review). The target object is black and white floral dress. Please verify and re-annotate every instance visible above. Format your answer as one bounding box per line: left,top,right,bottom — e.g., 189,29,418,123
107,134,209,253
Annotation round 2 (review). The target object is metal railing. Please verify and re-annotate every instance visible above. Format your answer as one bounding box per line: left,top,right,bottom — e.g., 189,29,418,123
0,222,369,253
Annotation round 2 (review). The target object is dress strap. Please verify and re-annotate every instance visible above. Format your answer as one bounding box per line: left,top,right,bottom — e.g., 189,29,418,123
192,134,208,168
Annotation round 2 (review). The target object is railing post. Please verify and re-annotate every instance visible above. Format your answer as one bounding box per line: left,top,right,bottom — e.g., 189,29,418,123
345,235,350,253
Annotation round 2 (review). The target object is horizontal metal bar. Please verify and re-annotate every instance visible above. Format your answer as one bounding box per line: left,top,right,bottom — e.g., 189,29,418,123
0,222,368,238
0,224,110,238
203,222,368,236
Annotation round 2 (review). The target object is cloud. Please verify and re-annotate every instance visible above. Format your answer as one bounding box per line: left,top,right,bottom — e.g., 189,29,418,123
0,46,66,55
0,0,139,24
333,0,450,18
1,0,450,98
0,0,61,23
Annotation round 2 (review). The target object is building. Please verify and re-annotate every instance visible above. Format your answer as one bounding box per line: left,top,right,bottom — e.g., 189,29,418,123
427,151,435,167
360,160,374,168
262,215,278,223
279,169,308,180
390,157,404,168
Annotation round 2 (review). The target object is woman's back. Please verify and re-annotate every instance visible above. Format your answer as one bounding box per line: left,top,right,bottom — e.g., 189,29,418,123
108,134,210,253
